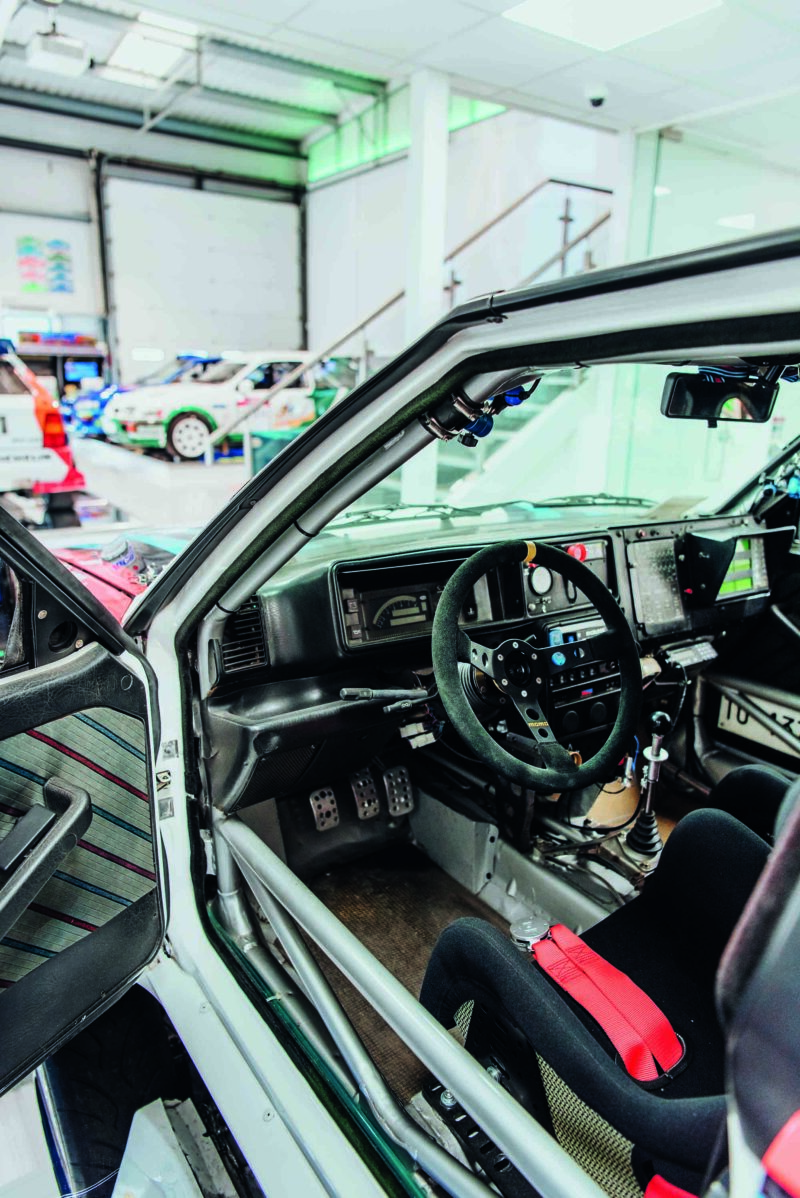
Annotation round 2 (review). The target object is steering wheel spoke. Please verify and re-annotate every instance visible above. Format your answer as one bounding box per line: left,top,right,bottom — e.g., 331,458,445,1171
432,539,641,792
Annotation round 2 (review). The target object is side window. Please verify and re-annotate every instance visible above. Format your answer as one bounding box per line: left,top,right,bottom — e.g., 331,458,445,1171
0,362,28,395
0,562,25,672
246,365,275,391
272,361,304,387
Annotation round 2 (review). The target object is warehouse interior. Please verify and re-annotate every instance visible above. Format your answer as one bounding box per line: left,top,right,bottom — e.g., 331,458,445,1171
2,1,800,1196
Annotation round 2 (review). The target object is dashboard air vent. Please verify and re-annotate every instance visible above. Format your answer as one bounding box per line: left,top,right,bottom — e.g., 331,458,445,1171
221,597,268,674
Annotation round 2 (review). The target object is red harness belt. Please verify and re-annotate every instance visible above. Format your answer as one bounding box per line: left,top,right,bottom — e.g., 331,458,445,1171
531,924,684,1083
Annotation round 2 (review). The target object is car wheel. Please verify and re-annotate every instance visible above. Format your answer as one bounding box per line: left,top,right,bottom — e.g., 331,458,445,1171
167,413,212,460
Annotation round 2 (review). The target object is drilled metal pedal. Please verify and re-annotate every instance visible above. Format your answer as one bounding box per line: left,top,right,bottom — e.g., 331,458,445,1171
350,770,380,820
309,786,339,831
383,765,415,817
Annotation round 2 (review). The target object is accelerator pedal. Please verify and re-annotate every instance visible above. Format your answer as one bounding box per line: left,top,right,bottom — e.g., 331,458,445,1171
383,765,415,817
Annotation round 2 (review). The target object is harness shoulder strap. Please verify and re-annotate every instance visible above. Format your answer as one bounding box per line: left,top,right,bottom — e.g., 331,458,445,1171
532,923,684,1083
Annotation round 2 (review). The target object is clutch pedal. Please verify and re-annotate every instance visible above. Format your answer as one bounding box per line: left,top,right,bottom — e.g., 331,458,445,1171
383,765,415,817
309,786,339,831
350,770,380,820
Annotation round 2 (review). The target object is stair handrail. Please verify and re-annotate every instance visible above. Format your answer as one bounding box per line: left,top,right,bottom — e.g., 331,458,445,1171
206,177,613,454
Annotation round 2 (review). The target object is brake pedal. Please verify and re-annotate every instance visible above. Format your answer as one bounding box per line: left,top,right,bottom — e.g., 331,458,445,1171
383,765,415,816
309,786,339,831
350,770,380,820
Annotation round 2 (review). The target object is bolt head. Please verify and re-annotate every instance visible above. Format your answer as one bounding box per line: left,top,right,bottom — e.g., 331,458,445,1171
440,1089,457,1109
37,610,47,620
501,678,508,686
497,653,504,661
487,1065,503,1082
75,639,84,649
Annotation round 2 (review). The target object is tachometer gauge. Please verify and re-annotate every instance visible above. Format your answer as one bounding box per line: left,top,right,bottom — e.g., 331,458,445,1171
373,593,430,629
528,565,553,596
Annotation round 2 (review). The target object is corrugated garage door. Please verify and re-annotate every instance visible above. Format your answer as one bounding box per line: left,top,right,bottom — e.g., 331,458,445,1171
105,177,302,382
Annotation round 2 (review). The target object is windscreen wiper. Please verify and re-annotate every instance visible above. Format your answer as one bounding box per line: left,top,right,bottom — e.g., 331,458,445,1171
331,500,542,526
528,493,655,508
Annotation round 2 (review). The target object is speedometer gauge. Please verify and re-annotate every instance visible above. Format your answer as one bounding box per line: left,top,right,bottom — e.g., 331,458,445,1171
528,566,553,596
373,593,430,629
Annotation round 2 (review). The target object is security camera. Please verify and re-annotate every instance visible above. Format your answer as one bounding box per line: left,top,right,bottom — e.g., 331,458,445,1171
584,83,608,109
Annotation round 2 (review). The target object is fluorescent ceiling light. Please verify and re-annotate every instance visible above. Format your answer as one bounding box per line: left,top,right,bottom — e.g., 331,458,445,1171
654,185,671,196
717,213,755,230
106,12,197,83
502,0,723,51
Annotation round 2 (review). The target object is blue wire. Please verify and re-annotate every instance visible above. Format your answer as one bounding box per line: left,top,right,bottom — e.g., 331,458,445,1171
632,734,640,771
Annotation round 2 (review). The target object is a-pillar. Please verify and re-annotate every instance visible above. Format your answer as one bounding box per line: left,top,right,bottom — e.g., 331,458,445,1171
400,68,449,505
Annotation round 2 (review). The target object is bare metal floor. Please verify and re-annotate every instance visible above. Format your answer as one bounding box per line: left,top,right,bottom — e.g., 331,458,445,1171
309,844,508,1103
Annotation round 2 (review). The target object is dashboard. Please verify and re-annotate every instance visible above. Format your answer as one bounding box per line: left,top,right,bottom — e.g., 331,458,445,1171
208,512,788,813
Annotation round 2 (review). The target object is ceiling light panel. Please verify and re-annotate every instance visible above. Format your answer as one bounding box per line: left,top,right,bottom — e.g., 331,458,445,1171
502,0,724,51
106,13,198,82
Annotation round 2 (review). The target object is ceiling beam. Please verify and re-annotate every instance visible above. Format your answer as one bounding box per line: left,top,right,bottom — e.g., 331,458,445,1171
0,41,338,130
0,83,306,157
51,1,386,96
171,79,339,126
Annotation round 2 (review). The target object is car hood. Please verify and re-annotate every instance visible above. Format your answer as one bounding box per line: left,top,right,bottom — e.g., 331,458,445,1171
51,529,197,620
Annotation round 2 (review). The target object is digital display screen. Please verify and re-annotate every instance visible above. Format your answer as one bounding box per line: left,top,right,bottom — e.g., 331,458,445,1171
718,538,756,597
64,359,100,382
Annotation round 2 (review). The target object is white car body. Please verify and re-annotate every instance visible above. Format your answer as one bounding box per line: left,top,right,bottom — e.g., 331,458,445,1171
101,351,315,455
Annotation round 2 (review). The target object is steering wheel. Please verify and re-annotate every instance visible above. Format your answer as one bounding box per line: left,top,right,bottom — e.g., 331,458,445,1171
431,540,641,792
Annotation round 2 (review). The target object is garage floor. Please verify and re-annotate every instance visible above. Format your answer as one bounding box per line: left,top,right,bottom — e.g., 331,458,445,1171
72,438,248,527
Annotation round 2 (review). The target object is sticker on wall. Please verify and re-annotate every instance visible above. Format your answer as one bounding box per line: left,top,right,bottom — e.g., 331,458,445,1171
46,239,74,294
16,235,47,293
15,236,75,295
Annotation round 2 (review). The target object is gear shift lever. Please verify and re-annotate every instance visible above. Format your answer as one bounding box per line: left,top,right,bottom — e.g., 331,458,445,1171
625,711,669,858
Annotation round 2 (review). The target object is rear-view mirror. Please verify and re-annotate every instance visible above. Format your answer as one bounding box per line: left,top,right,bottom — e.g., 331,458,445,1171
661,371,779,425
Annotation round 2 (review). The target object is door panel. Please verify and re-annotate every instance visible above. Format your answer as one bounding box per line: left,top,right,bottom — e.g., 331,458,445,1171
0,704,155,987
0,504,163,1095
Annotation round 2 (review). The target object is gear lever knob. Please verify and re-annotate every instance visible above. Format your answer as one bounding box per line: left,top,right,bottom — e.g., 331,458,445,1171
650,710,671,736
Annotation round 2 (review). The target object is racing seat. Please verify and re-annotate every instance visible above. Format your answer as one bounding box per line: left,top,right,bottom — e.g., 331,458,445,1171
420,776,800,1195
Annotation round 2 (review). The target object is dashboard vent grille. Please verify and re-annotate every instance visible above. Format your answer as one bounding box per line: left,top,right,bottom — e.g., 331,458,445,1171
221,597,268,674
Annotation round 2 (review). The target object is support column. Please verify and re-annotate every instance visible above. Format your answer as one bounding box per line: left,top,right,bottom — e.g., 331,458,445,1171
400,68,449,505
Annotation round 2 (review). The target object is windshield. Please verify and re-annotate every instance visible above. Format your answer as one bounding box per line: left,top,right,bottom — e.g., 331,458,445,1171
196,360,245,384
339,362,800,526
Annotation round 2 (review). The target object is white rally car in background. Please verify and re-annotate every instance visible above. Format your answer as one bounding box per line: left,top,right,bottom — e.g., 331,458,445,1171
0,339,85,525
101,350,315,459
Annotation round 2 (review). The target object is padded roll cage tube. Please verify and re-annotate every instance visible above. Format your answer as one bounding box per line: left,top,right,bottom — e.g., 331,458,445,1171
216,813,606,1198
432,541,641,791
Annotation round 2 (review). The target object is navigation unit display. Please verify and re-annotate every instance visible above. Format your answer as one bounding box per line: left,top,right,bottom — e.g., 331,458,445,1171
627,538,688,636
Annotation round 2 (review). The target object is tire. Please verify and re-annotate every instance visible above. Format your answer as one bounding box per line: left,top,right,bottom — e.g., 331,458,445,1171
166,412,212,460
38,987,190,1198
45,492,80,528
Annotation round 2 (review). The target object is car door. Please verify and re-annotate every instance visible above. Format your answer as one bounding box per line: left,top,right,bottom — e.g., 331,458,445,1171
0,505,163,1096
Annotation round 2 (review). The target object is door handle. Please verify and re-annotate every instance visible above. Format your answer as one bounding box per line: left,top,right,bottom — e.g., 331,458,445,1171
0,778,92,943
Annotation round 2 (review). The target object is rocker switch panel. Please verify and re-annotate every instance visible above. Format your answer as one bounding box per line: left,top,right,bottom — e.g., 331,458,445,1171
309,787,339,832
350,771,380,820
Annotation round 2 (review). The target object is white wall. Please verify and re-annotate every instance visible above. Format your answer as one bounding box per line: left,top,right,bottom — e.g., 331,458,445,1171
105,178,302,382
0,147,102,321
306,109,620,358
0,145,303,380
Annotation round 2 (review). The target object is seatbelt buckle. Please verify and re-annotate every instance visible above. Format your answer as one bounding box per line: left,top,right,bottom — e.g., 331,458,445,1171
509,916,551,954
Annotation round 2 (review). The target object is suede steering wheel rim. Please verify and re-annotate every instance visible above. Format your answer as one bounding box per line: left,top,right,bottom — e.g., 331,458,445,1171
431,540,642,791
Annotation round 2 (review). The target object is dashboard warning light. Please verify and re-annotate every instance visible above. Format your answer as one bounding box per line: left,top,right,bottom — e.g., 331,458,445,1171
567,543,587,562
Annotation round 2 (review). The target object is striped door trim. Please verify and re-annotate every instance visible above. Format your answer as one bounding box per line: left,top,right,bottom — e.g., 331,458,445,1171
0,708,156,987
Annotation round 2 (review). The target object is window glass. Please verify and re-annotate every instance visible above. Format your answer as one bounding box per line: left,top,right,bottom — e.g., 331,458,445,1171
0,362,29,396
